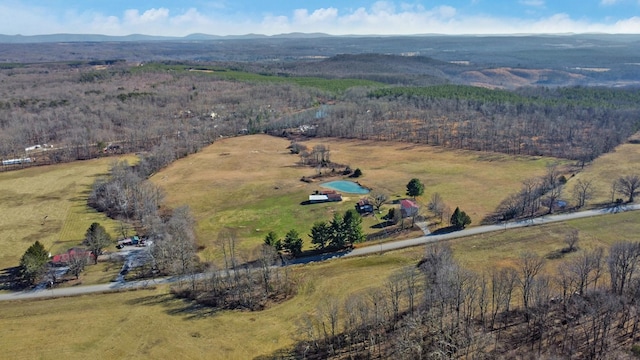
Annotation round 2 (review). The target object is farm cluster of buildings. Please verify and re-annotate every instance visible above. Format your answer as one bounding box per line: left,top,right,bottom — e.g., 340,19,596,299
307,189,420,219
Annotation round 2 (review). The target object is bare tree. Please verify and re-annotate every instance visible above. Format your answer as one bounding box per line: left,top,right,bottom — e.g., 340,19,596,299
544,184,563,214
402,266,421,316
490,267,518,331
615,174,640,203
518,252,545,321
67,249,88,279
564,229,579,252
368,191,389,212
566,248,604,296
542,163,562,191
386,273,404,323
257,244,278,295
572,178,595,208
521,178,542,217
166,206,197,276
608,241,640,295
428,192,446,223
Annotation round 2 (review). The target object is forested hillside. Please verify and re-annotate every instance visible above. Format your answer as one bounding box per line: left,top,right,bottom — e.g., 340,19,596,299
2,58,640,168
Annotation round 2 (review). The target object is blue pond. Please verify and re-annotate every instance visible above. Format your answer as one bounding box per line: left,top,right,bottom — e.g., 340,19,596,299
320,180,370,194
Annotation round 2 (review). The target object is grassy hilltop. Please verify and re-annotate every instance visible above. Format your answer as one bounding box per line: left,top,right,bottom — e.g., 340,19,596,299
151,134,559,259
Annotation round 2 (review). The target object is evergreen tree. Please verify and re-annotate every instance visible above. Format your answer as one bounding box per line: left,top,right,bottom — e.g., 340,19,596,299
310,221,331,250
20,241,49,285
329,212,346,248
450,207,472,229
283,229,303,256
406,178,425,199
264,231,282,251
342,209,365,244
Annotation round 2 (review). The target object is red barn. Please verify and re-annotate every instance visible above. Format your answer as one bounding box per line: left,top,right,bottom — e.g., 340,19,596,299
400,199,419,218
51,248,95,264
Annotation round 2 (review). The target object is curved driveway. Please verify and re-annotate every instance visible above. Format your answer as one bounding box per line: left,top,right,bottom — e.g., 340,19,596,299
2,204,638,301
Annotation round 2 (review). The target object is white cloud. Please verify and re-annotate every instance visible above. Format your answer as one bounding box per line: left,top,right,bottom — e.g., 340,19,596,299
0,1,639,37
124,8,170,25
293,8,339,24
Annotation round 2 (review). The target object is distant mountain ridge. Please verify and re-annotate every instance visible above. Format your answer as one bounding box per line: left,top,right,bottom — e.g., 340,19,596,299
0,32,334,43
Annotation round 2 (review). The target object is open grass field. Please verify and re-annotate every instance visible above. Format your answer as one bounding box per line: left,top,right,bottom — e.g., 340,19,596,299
450,209,640,273
0,156,134,271
152,134,564,258
564,140,640,205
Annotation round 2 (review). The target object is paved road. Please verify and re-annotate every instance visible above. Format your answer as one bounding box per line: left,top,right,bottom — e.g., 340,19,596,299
289,204,640,263
2,204,639,301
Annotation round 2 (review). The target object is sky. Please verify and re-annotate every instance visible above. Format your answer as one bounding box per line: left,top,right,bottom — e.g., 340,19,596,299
1,1,639,36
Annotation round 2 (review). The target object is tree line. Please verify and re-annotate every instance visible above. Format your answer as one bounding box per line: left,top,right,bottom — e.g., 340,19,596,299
88,156,199,278
488,164,640,224
268,84,640,162
171,230,296,312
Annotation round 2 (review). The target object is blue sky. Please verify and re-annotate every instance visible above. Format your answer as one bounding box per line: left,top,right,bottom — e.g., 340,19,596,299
1,1,639,36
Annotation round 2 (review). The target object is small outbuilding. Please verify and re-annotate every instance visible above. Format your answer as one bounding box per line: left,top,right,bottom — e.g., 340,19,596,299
309,190,342,203
400,199,419,218
51,248,95,265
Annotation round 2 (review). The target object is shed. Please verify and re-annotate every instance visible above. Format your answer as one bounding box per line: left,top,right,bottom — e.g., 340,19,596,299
309,190,342,203
51,248,95,264
400,199,419,218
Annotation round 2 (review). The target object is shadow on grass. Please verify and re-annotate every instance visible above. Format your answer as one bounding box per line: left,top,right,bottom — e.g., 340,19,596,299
429,226,460,235
0,266,23,291
545,247,578,260
371,220,393,229
125,292,220,320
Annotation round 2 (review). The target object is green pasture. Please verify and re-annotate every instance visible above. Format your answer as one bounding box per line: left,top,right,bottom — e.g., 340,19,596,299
131,63,384,93
152,134,563,261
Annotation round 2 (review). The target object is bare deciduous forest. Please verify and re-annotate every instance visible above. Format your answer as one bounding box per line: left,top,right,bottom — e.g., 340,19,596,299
268,242,640,360
2,58,640,170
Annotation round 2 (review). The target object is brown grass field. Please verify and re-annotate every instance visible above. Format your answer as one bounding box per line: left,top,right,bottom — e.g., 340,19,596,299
152,134,563,259
0,251,419,360
0,156,135,272
1,135,640,359
563,140,640,205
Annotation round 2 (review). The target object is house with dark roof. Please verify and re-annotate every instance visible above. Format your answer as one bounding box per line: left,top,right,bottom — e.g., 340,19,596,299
400,199,419,218
355,198,374,214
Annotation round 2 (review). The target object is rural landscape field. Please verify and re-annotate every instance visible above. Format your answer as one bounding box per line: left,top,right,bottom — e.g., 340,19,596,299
2,17,640,359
